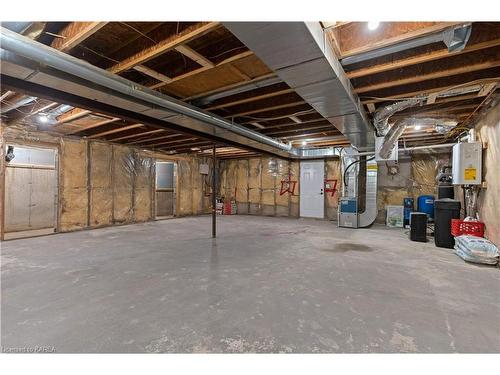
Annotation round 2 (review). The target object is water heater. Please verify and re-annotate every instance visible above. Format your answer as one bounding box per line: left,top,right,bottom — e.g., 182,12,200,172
452,142,482,185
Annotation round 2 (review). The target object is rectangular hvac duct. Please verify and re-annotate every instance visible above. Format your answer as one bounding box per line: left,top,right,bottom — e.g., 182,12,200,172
224,22,375,150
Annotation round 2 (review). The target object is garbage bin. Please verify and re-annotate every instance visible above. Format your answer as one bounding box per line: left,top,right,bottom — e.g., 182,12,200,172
434,199,461,248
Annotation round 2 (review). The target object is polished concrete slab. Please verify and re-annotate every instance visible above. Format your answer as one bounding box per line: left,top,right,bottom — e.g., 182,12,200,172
1,215,499,353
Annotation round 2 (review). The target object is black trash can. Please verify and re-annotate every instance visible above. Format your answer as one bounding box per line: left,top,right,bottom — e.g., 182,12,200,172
434,199,461,248
409,212,427,242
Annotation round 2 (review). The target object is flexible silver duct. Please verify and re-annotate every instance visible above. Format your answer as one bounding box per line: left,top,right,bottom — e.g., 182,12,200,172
379,117,458,159
373,98,424,136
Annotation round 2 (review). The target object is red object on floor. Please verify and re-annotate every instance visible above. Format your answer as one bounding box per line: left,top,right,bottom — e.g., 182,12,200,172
451,219,485,237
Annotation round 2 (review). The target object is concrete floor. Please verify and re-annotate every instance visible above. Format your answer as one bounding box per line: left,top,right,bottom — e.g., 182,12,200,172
1,215,499,353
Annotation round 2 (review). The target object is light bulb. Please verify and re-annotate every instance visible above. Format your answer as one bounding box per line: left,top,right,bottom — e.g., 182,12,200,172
367,21,380,31
301,140,307,146
38,114,49,123
414,125,422,130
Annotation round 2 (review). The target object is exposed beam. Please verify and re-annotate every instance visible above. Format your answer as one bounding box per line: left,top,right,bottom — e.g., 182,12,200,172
361,80,500,105
226,64,251,81
0,90,14,101
109,22,220,74
289,116,302,123
355,60,500,94
133,65,172,83
48,51,253,123
64,117,120,134
174,45,215,68
51,22,108,52
56,109,92,124
182,72,275,101
250,122,265,129
88,123,144,139
226,101,306,118
339,22,463,58
149,50,253,90
205,88,294,110
127,133,184,145
108,129,165,142
346,38,500,79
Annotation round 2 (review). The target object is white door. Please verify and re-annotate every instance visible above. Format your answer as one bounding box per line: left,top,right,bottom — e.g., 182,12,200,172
300,160,324,218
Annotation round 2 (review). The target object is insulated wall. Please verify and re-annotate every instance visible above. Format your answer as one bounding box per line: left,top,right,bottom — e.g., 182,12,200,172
0,125,209,238
218,156,341,219
473,101,500,246
376,151,451,223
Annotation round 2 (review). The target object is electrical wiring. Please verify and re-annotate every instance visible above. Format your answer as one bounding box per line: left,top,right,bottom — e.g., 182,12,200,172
343,156,375,188
238,109,316,122
119,22,157,45
209,46,248,60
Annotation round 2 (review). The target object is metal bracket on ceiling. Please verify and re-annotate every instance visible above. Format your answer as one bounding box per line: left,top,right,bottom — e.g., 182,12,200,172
443,24,472,52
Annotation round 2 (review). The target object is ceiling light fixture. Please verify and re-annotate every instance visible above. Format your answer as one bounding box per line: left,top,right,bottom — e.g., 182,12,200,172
414,124,422,130
301,140,307,146
38,114,49,123
367,21,380,31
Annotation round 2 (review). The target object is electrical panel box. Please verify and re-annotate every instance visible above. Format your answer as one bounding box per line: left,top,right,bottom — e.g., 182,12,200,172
199,163,209,175
452,142,482,185
375,136,398,162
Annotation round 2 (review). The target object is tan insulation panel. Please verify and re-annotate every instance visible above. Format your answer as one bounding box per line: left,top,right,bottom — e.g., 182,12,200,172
261,157,276,207
289,161,300,204
275,160,289,208
134,154,152,222
60,139,87,231
90,142,113,227
376,152,450,223
223,160,238,200
248,158,261,204
236,160,249,203
112,145,133,224
177,159,193,216
475,101,500,246
325,159,341,220
191,158,203,215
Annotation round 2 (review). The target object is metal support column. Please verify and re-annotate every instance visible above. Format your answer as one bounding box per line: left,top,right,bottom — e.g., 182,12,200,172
212,144,216,238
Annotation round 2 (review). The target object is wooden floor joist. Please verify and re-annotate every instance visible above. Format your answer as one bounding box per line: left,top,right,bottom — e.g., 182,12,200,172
355,60,500,94
109,22,220,74
347,38,500,79
64,117,120,135
88,124,144,139
51,22,108,52
108,129,165,142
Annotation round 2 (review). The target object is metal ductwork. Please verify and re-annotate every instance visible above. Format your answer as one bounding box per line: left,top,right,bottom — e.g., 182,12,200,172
224,22,375,150
1,94,37,114
341,23,472,66
0,27,300,158
191,76,281,106
1,22,32,33
373,98,424,136
378,117,458,159
0,26,347,160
